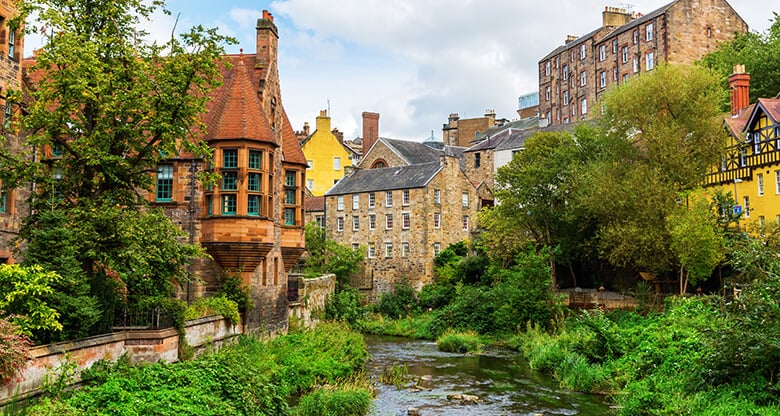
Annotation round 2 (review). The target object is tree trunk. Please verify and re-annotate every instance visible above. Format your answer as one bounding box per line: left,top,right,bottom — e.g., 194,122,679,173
568,262,577,288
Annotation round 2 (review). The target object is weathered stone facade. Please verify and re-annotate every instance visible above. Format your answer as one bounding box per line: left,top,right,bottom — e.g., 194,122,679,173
325,155,478,298
538,0,747,126
442,111,499,148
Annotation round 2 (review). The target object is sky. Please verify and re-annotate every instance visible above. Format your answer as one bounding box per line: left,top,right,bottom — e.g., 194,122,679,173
23,0,776,142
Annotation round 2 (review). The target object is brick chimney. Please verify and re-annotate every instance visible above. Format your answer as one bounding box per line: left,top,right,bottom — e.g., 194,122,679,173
729,64,750,116
315,109,330,135
255,10,278,71
303,122,310,136
602,6,632,27
362,112,379,155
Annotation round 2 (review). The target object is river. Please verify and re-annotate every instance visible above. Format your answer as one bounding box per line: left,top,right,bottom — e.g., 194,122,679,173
365,335,612,416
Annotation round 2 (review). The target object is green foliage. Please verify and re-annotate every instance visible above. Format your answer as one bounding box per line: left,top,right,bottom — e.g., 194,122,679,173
436,329,482,353
379,363,411,387
377,280,419,319
184,296,240,325
0,264,63,337
303,223,364,288
217,274,254,313
358,314,436,340
0,318,31,385
294,383,373,416
324,286,367,328
699,13,780,109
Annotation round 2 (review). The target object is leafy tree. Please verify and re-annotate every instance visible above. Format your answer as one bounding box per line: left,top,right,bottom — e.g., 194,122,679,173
0,264,63,336
0,318,30,385
667,191,726,294
699,13,780,109
303,223,364,288
3,0,231,337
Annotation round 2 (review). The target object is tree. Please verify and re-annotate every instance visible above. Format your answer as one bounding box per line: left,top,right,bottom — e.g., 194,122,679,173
3,0,231,337
699,13,780,109
0,264,63,336
0,318,30,386
667,191,726,294
303,223,364,289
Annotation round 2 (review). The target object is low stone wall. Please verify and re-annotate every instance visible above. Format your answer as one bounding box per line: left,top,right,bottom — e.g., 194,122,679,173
288,274,336,327
0,315,240,408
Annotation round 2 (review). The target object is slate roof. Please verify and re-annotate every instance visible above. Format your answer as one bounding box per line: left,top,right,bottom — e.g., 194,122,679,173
466,117,540,152
325,162,442,196
724,104,754,139
380,137,443,164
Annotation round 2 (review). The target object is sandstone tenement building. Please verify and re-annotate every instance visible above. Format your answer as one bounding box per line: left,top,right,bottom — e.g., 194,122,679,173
538,0,747,126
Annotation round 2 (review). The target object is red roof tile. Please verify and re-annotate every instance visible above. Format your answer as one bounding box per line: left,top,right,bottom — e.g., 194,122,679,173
304,195,324,212
281,110,307,165
758,98,780,124
724,103,753,139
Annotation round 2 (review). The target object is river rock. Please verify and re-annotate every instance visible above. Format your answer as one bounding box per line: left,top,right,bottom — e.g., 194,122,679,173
407,407,420,416
446,393,480,405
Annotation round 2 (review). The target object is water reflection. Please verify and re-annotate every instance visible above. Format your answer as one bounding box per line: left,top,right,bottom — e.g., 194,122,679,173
365,335,611,416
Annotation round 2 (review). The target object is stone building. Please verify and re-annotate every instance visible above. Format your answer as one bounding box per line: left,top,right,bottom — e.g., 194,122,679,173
324,155,478,297
0,0,26,264
442,110,509,148
136,11,308,332
538,0,747,127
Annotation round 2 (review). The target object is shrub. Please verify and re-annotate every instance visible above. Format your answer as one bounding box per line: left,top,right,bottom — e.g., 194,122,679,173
377,280,419,319
184,295,240,325
554,353,608,392
0,317,30,385
295,383,372,416
436,329,482,353
417,281,455,310
217,274,254,312
325,287,367,327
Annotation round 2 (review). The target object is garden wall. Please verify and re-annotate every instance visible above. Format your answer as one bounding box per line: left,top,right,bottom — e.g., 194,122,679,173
0,315,240,408
288,274,336,327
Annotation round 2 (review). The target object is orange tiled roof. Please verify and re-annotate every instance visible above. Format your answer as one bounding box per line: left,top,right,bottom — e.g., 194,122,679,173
202,54,276,145
724,103,753,139
281,110,307,165
758,98,780,123
304,195,324,212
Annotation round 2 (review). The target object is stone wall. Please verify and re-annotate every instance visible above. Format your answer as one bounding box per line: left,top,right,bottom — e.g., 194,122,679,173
288,273,336,327
358,139,407,169
0,316,241,408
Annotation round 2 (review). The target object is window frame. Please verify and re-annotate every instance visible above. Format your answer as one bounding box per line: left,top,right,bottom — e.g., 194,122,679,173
155,164,174,202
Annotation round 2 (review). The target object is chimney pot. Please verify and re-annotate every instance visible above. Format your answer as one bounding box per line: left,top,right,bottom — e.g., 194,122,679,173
728,64,750,116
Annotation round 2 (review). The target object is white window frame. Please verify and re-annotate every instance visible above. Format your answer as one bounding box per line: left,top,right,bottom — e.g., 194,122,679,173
758,173,764,196
545,86,551,101
775,170,780,194
580,44,586,60
633,56,639,73
545,61,551,76
402,189,410,206
434,189,441,204
402,242,410,257
369,214,376,230
622,46,628,63
462,192,469,208
581,98,588,115
744,196,750,218
646,23,654,41
385,242,393,258
368,244,375,259
434,212,441,229
337,196,344,211
563,90,569,106
306,179,314,190
580,71,587,86
402,212,410,229
433,243,441,257
352,194,359,210
599,44,606,61
369,192,375,208
612,38,618,53
385,213,393,230
462,215,469,231
352,215,360,231
333,156,341,171
337,216,344,232
645,52,655,71
600,71,607,88
385,191,393,207
633,30,638,44
563,64,569,80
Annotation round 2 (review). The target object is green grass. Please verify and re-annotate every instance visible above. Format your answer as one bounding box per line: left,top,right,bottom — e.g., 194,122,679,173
436,329,482,353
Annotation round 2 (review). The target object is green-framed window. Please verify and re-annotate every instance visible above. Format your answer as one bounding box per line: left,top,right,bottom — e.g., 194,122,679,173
285,189,295,205
284,207,295,225
248,195,260,216
222,171,237,190
0,187,7,213
206,195,213,216
156,164,173,201
223,149,238,168
248,173,261,192
285,171,296,187
249,150,262,170
222,194,236,215
52,142,64,157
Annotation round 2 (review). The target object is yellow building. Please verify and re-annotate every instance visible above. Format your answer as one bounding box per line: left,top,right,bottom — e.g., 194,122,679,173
705,66,780,230
300,110,358,196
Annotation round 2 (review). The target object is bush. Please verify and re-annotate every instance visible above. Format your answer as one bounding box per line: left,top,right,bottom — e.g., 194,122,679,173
0,318,30,385
436,329,481,353
377,280,419,319
295,383,372,416
325,287,367,327
217,274,254,313
184,295,240,325
418,281,455,310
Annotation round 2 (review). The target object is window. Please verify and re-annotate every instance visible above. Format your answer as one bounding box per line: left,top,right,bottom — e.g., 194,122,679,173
632,30,638,44
337,195,344,211
545,86,551,101
156,164,173,201
632,56,639,73
599,44,606,61
402,242,410,257
333,157,341,170
646,23,654,41
752,132,761,154
223,149,238,168
434,212,441,228
645,52,655,71
563,90,569,105
52,142,64,157
352,243,360,251
613,67,618,81
433,243,441,257
775,170,780,194
581,98,588,115
369,192,376,208
612,38,618,53
248,195,260,216
352,194,360,209
580,71,587,86
545,61,551,76
248,173,261,191
222,194,236,215
562,64,568,80
385,214,393,229
740,148,747,167
369,214,376,230
0,185,7,213
758,173,764,196
222,171,237,190
600,71,607,88
402,212,410,229
352,215,359,231
249,150,262,169
315,215,324,228
621,46,628,63
368,244,375,258
385,242,393,258
579,44,586,60
337,216,344,232
434,189,441,204
760,216,766,227
744,196,750,218
306,179,314,190
283,189,295,205
462,215,469,230
8,29,15,60
623,73,629,82
475,152,481,168
285,171,296,187
284,208,295,225
402,189,410,206
462,192,469,208
385,191,393,207
306,160,312,169
707,26,712,38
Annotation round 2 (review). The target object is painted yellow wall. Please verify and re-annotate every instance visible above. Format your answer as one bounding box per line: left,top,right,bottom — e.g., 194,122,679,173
301,111,353,196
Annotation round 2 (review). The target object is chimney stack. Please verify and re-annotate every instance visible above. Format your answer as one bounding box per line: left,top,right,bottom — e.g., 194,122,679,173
303,122,310,137
602,6,632,27
729,64,750,116
362,112,379,155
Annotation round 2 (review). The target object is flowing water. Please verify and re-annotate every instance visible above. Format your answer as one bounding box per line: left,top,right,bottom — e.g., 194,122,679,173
365,335,612,416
